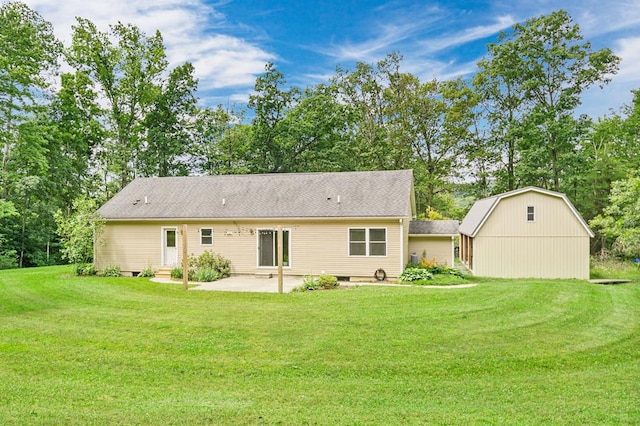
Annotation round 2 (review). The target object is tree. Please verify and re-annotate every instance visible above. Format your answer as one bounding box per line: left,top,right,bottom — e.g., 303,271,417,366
67,18,169,194
475,10,619,192
190,106,251,175
54,196,104,267
138,62,199,177
0,1,60,198
247,62,301,173
590,177,640,259
385,74,477,210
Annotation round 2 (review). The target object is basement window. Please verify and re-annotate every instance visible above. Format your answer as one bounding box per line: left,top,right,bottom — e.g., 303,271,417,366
527,206,535,222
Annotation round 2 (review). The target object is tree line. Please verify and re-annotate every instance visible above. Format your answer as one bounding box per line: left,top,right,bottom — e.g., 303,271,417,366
1,1,638,268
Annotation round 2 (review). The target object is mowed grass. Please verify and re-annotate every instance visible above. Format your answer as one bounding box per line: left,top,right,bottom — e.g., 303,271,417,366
1,266,639,425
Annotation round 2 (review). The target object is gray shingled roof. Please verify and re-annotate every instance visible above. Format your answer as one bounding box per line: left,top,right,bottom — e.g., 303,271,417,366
459,186,594,237
98,170,415,220
409,220,459,235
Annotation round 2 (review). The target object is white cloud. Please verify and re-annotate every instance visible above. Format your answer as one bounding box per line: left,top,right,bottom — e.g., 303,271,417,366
23,0,273,97
419,15,516,53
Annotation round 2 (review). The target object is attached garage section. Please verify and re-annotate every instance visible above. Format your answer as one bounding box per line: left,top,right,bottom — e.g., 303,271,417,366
408,220,458,266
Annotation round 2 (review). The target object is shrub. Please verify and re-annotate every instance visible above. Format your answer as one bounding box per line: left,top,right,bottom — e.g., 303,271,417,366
296,274,339,291
170,267,183,280
138,264,156,278
101,264,121,277
399,267,433,282
188,251,231,279
317,274,339,289
193,267,219,282
75,263,96,276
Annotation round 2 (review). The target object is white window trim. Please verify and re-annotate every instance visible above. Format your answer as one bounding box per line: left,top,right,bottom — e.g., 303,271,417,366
256,228,292,269
527,206,535,222
348,227,388,257
200,227,214,246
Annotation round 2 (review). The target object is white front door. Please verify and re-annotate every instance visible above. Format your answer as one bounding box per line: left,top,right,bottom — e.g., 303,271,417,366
162,228,178,266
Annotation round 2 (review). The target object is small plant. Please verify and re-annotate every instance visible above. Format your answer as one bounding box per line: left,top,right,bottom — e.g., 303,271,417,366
138,264,156,278
101,264,121,277
170,267,183,280
193,267,219,282
399,267,433,282
186,251,231,281
296,274,339,291
317,274,339,289
75,263,96,276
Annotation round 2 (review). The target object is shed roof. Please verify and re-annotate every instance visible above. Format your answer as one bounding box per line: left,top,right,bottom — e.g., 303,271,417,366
98,170,415,220
409,220,459,235
458,186,594,238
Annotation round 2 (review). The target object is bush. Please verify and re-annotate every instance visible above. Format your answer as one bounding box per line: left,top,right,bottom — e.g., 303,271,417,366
399,267,433,282
75,263,96,276
170,267,183,280
317,274,339,289
193,267,219,282
138,264,156,278
101,264,121,277
188,251,231,279
296,274,339,291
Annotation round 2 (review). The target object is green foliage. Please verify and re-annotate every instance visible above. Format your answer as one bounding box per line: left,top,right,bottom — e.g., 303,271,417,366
193,267,219,282
399,267,434,282
138,264,156,278
54,196,104,266
590,176,640,258
173,251,232,282
295,274,339,291
188,250,230,278
101,264,121,277
75,263,96,276
170,267,183,280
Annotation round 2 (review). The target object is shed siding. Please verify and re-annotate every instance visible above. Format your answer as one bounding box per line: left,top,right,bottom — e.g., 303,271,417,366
472,236,590,279
408,236,454,266
96,219,405,279
478,192,586,238
471,191,590,279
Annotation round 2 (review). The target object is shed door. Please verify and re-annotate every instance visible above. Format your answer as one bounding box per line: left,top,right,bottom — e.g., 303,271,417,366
163,228,178,266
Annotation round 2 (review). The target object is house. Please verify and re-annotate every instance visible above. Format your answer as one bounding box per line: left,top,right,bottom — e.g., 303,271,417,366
408,220,458,266
459,187,594,279
95,170,419,280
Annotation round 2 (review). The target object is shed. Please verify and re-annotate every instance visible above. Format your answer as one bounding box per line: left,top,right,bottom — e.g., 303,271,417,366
459,187,593,279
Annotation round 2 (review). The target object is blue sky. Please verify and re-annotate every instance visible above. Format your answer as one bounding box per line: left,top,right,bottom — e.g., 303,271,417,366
24,0,640,118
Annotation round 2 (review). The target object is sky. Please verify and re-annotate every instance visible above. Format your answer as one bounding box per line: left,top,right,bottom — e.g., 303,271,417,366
21,0,640,118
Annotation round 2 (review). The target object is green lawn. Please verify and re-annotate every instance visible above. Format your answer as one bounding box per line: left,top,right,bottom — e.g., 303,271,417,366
1,266,639,425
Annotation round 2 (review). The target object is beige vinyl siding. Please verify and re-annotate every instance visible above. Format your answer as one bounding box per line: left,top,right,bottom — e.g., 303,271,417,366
97,218,407,279
472,236,590,279
95,222,163,272
478,192,587,237
408,236,454,266
471,192,591,279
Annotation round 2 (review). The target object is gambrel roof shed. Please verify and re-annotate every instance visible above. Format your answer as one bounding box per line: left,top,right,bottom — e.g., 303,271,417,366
459,186,594,238
99,169,416,220
458,186,593,279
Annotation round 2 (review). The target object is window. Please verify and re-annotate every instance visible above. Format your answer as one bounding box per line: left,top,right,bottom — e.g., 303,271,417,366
258,229,290,267
200,228,213,245
349,228,387,256
527,206,535,222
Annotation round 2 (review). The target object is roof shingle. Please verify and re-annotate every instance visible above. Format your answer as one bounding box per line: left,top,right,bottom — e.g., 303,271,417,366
98,170,415,220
